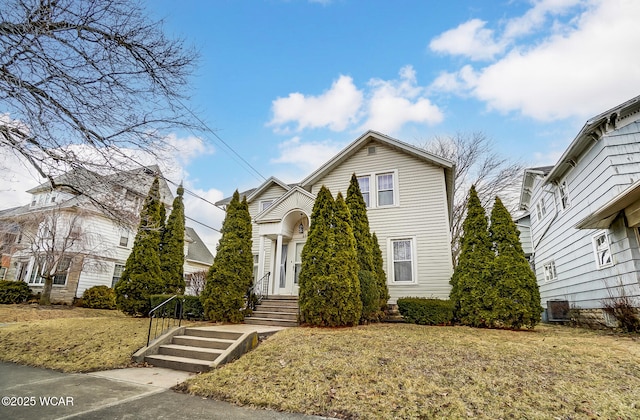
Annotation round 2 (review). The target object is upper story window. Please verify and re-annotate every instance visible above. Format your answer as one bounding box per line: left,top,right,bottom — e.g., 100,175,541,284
260,200,273,212
558,181,570,210
356,170,398,209
377,173,395,206
356,176,370,207
536,197,547,221
119,232,129,247
592,231,613,269
543,260,557,282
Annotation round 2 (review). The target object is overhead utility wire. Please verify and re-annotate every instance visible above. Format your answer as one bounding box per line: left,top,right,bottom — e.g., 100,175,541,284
177,99,268,184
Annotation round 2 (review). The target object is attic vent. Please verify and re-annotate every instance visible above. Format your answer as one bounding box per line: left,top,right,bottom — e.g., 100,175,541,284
143,167,155,175
367,146,376,155
547,300,570,321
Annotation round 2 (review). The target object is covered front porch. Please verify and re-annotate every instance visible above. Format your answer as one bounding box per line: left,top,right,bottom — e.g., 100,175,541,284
253,187,315,297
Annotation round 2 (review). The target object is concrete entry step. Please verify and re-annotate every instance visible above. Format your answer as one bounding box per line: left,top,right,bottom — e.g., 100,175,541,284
250,310,297,320
144,354,212,373
136,325,286,373
245,317,298,327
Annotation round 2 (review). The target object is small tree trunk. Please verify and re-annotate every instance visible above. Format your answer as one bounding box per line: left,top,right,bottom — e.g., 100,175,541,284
40,276,53,305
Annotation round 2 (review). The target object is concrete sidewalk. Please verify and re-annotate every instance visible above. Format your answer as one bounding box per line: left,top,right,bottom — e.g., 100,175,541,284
0,362,328,420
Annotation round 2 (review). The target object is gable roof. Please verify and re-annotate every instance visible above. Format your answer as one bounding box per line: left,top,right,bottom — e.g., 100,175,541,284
300,130,456,217
184,226,214,264
545,94,640,184
254,185,316,223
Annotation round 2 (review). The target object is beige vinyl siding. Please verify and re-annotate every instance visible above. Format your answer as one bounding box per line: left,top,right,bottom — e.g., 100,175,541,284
248,183,289,279
310,140,453,302
531,121,640,309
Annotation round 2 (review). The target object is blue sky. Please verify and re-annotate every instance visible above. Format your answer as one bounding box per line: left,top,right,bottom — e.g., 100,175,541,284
3,0,640,250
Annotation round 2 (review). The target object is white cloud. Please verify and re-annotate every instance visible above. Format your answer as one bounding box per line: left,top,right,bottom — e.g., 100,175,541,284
269,66,443,136
268,75,363,132
503,0,583,39
271,136,343,174
429,19,505,61
431,0,640,121
360,66,444,134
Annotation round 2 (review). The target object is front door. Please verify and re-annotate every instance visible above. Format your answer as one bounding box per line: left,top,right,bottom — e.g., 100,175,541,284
277,244,288,294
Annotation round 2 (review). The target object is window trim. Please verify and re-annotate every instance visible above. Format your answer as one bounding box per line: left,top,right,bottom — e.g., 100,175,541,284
388,237,417,284
53,256,72,286
356,175,371,208
543,260,557,282
259,199,274,212
112,263,125,288
592,231,613,269
558,181,571,210
356,169,399,209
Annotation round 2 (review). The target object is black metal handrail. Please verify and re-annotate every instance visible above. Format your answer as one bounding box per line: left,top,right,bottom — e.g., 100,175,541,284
254,271,270,302
247,272,270,310
147,295,184,346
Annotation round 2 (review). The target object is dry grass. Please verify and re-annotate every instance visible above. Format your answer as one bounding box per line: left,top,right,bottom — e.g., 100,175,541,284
0,304,126,323
0,317,149,372
183,324,640,419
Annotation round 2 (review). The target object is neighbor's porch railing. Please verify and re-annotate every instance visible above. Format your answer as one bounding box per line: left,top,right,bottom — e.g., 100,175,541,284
147,295,184,346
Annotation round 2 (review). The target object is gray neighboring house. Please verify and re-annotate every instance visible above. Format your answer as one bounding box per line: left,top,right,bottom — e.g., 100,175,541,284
519,95,640,322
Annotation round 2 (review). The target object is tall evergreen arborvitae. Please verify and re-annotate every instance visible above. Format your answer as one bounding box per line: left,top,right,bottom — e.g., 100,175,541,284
299,186,336,325
371,232,390,312
200,191,253,323
331,192,362,325
489,197,542,329
346,173,382,321
115,177,165,316
449,185,494,327
160,184,186,294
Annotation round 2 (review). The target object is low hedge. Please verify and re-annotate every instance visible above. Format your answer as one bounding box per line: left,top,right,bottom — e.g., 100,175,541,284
0,280,33,304
82,285,117,309
149,294,205,320
397,297,453,326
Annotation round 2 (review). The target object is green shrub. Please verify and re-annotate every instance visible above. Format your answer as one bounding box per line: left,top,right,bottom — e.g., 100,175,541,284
359,270,381,322
150,294,205,320
397,298,453,326
0,280,32,304
82,285,117,309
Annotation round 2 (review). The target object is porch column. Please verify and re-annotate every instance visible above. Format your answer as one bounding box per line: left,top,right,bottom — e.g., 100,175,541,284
273,234,283,295
257,235,266,281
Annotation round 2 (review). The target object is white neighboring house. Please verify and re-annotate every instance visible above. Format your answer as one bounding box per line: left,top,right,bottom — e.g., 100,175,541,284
519,95,640,322
216,130,455,304
0,165,213,304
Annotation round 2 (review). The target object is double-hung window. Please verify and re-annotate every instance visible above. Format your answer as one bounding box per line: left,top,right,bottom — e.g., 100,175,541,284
391,239,414,283
357,176,370,208
112,263,125,287
356,171,397,208
592,232,613,269
377,173,395,206
543,261,557,282
559,181,570,210
53,257,72,285
28,262,43,285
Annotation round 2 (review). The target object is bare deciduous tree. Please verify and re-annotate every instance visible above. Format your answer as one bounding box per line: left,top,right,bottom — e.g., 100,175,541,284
1,205,110,304
422,132,524,265
0,0,200,205
186,270,207,297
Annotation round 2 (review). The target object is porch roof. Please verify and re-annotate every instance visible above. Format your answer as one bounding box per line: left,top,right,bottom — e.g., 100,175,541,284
575,179,640,229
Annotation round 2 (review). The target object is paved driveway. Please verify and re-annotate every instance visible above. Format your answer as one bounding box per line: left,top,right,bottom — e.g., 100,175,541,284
0,362,326,420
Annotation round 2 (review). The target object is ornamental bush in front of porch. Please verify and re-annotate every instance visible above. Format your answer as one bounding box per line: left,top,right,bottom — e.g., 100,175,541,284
200,191,253,323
